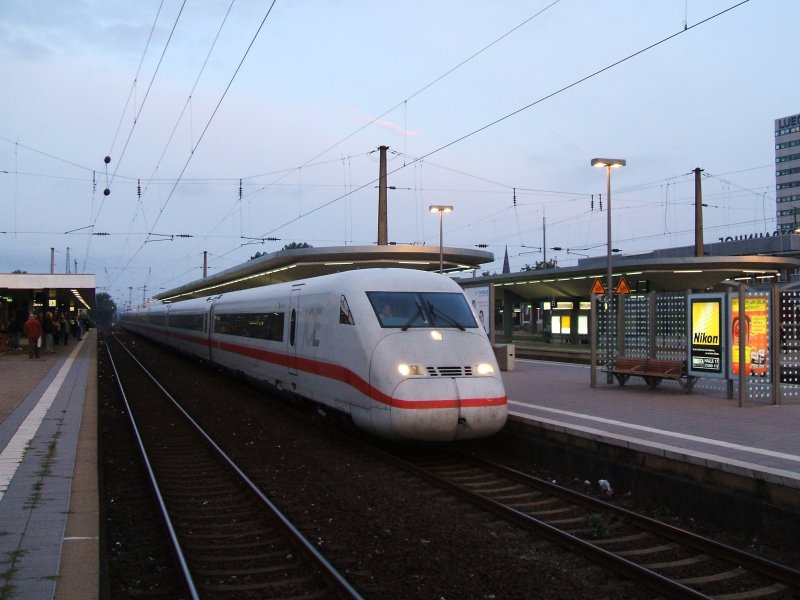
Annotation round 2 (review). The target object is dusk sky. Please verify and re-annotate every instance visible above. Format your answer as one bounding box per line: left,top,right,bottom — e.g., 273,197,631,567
1,0,798,309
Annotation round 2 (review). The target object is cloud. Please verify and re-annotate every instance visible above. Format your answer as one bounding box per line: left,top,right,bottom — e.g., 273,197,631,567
349,107,422,139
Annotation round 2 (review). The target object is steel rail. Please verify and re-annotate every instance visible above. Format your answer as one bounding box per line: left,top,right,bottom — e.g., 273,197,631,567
387,452,708,599
470,454,800,592
104,340,200,600
108,333,364,600
364,443,798,599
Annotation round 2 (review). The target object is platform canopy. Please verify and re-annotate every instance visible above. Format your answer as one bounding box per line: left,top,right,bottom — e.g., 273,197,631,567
0,273,96,312
460,255,800,300
155,245,494,303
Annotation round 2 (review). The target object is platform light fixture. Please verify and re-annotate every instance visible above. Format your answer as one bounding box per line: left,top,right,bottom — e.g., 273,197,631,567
429,205,453,274
592,158,625,383
591,158,626,301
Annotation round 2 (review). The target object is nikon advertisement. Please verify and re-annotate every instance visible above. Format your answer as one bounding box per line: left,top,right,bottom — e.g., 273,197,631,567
688,292,772,382
688,294,725,378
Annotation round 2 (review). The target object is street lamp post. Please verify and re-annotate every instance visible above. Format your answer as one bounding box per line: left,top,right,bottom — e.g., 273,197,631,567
591,158,625,382
429,205,453,273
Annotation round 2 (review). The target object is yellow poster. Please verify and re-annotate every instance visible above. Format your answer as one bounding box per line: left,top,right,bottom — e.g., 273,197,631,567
730,295,768,377
690,299,722,374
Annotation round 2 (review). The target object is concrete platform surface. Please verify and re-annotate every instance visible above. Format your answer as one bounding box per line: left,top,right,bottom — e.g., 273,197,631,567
0,332,97,600
503,359,800,490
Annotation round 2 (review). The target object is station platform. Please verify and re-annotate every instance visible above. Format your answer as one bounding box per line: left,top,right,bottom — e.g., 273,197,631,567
504,358,800,494
0,331,97,600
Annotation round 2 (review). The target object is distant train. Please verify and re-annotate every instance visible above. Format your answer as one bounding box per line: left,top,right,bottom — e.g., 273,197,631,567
120,268,507,441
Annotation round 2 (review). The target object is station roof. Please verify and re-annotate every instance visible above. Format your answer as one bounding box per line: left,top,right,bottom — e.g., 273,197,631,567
155,245,494,302
153,245,800,306
457,255,800,300
0,273,96,309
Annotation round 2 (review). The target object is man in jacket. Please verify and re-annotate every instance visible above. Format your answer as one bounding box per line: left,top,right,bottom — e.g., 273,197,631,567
23,313,42,359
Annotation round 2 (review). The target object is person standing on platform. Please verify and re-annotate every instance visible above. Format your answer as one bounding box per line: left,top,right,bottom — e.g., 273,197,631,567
60,314,69,345
7,314,21,350
23,313,42,359
52,313,61,345
43,312,55,354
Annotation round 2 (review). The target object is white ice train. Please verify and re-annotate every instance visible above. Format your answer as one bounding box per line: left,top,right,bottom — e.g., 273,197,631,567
120,268,507,441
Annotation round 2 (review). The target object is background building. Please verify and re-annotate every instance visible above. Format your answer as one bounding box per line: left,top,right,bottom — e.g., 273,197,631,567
776,112,800,231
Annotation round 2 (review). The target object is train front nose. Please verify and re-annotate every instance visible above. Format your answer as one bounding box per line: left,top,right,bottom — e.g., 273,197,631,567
368,331,507,441
388,376,507,441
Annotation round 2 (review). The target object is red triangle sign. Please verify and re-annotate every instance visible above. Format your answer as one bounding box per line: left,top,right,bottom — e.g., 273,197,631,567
614,276,631,295
590,278,605,295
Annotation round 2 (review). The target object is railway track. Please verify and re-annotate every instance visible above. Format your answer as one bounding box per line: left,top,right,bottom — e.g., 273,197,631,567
105,334,362,599
382,447,800,599
104,329,799,598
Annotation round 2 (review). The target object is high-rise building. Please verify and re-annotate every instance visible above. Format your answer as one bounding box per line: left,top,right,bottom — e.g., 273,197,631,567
776,113,800,231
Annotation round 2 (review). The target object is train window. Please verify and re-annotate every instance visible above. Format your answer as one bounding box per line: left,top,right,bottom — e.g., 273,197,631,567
290,309,296,346
339,295,355,325
423,292,478,329
168,313,204,331
214,312,285,341
366,291,478,329
143,313,166,326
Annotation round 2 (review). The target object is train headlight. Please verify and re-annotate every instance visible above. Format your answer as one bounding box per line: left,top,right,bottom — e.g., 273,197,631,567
430,330,443,341
475,362,495,376
398,363,426,377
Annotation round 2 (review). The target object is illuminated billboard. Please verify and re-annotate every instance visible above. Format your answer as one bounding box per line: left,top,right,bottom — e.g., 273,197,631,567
687,294,725,378
730,294,770,380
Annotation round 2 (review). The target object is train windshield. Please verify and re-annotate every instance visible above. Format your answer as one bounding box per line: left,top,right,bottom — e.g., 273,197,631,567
367,291,479,329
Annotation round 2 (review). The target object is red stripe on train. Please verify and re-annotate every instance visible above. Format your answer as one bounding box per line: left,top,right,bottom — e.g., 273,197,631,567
136,326,507,410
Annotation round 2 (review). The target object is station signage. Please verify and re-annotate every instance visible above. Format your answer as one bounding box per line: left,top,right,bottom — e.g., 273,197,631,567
716,229,792,244
463,285,490,334
687,293,725,379
776,114,800,129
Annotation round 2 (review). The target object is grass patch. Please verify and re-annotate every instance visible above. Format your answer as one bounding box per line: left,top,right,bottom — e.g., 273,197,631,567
0,550,27,600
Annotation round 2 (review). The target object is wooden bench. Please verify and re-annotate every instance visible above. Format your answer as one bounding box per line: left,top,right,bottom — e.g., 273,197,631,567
606,357,696,393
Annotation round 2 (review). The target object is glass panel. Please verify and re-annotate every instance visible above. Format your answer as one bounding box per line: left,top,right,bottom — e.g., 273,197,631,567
169,313,204,331
339,295,355,325
366,291,478,329
214,312,284,341
423,292,478,329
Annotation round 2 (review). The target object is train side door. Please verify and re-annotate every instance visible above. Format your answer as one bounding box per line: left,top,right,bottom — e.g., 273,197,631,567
288,288,300,376
206,304,215,362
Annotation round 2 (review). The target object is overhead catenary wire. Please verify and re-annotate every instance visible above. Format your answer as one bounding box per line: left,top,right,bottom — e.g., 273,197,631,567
195,1,564,268
270,1,563,185
113,0,237,273
0,1,768,298
1,133,771,257
111,1,279,290
108,1,188,188
106,0,166,159
252,0,751,242
85,1,189,275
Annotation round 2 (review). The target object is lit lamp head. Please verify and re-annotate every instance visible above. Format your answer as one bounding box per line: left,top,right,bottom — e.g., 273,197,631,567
429,205,454,274
591,158,626,169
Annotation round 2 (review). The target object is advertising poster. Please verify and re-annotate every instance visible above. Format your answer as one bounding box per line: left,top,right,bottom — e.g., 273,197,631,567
730,295,769,378
688,295,724,377
463,286,490,334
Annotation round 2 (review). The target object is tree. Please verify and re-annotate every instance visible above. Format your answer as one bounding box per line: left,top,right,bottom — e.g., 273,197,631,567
251,243,311,260
540,257,558,269
521,258,558,271
283,242,313,250
91,292,117,327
